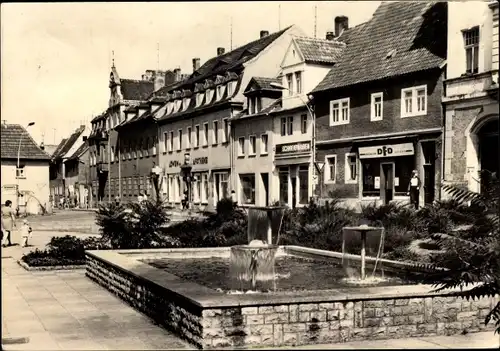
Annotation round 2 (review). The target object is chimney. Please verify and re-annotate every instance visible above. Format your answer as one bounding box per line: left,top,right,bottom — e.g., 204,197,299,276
192,58,200,73
173,68,181,82
217,47,225,56
326,32,335,41
260,30,269,38
40,142,45,150
334,16,349,37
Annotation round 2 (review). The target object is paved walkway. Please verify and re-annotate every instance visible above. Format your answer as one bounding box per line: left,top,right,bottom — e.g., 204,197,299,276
3,256,499,350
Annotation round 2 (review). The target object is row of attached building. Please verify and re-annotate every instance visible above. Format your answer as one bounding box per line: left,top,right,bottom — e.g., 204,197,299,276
46,0,498,212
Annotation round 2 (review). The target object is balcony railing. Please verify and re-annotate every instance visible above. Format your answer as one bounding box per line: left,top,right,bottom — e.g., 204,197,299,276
443,70,499,103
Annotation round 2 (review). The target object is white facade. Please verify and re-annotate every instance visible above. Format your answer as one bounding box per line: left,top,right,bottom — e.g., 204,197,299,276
1,160,50,214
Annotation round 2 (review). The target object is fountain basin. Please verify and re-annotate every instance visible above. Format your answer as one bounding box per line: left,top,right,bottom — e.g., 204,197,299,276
85,246,498,349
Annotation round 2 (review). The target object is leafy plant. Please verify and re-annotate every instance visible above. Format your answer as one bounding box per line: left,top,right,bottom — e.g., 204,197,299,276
414,171,500,333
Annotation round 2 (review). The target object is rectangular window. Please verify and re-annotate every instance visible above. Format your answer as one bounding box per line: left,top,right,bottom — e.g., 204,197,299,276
16,165,26,179
295,71,302,94
401,85,427,117
223,118,230,143
193,174,201,203
216,85,224,101
178,129,183,150
300,114,307,134
287,116,293,135
195,125,200,147
281,117,287,136
214,172,229,203
163,132,168,153
463,26,479,74
286,73,293,94
240,174,256,205
187,127,192,148
325,155,337,183
371,92,383,121
110,147,115,162
260,134,268,155
203,123,209,146
345,153,358,184
249,135,257,155
196,93,204,107
238,137,245,156
329,98,350,126
248,98,253,115
169,131,174,152
213,121,219,144
201,173,209,203
152,137,157,155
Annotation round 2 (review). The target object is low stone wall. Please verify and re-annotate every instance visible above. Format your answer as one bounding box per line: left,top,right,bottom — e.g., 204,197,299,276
86,249,498,349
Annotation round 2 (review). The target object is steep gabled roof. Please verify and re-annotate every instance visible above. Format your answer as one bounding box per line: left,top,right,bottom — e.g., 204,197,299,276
120,79,155,101
67,142,88,161
52,125,86,160
1,124,50,161
312,1,447,93
244,77,281,93
293,37,346,64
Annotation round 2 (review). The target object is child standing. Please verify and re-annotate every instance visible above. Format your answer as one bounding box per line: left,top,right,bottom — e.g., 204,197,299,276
20,219,32,248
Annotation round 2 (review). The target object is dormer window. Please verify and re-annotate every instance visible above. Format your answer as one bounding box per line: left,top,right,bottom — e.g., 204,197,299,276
248,96,261,114
205,89,214,104
174,100,182,112
182,98,191,111
216,85,225,101
165,102,173,115
196,93,204,107
227,81,235,97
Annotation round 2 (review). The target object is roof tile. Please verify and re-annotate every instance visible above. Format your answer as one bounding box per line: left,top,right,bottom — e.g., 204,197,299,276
120,79,155,101
312,1,447,93
294,37,346,64
1,124,50,161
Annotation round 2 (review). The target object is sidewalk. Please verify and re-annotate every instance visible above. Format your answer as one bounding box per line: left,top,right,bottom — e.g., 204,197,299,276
2,256,499,350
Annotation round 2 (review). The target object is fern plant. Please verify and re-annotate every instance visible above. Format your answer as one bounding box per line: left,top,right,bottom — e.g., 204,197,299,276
418,171,500,333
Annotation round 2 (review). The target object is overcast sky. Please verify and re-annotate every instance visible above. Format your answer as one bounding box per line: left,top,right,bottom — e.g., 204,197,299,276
1,1,380,145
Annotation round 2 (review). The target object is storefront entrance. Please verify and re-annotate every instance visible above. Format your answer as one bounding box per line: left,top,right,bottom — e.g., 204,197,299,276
261,173,269,207
421,141,437,205
380,162,394,205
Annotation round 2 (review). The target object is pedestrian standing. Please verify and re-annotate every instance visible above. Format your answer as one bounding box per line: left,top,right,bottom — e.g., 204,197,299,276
1,200,16,247
407,170,421,210
20,219,32,248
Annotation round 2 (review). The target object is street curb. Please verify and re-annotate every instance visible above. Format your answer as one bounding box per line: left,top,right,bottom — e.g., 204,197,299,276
17,259,85,271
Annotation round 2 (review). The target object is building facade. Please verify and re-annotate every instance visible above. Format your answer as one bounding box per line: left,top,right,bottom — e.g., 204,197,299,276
231,32,347,208
156,26,305,211
442,0,499,194
1,123,50,214
311,1,448,210
63,142,91,208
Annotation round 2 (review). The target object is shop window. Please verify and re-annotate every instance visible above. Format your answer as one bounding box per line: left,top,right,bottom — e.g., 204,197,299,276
401,85,427,117
394,156,414,195
324,155,337,184
362,159,381,197
238,137,245,156
371,92,383,121
240,174,256,205
279,167,289,205
330,98,350,126
260,134,268,155
299,165,309,205
249,135,257,155
214,172,229,203
193,174,201,203
201,173,209,203
176,176,182,202
345,153,358,184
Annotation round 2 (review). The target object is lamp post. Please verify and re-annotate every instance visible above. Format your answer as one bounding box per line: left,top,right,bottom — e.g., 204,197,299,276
17,122,35,215
270,83,318,200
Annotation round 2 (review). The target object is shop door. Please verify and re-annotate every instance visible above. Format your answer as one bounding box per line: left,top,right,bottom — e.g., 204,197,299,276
380,163,394,205
261,173,269,207
421,141,436,205
291,177,297,209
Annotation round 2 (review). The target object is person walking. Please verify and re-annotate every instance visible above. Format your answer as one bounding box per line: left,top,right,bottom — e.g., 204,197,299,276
1,200,16,247
407,170,421,210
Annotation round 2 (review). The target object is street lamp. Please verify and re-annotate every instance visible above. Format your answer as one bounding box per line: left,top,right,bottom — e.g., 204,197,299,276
270,82,319,199
17,122,35,215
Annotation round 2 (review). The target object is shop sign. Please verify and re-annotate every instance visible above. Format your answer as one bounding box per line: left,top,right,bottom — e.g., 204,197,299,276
358,143,414,159
193,157,208,165
276,141,311,155
169,160,182,168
